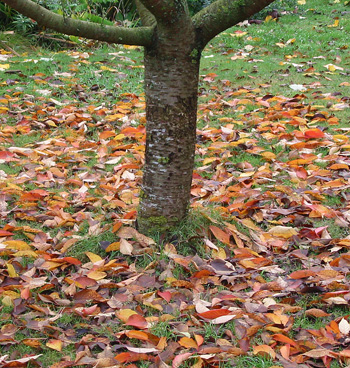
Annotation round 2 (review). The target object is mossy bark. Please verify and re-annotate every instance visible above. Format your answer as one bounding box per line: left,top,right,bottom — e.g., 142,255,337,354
137,19,201,234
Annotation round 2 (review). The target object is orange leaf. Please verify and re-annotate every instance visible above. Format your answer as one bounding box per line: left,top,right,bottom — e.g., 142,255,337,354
61,257,81,265
125,330,149,341
329,163,349,170
304,128,325,139
272,334,299,347
280,344,290,360
178,337,198,349
209,226,231,245
289,270,316,279
198,309,231,320
194,334,204,347
20,288,31,300
99,130,115,140
115,352,149,363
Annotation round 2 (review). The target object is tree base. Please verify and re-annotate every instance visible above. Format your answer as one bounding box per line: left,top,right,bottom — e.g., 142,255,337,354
136,214,182,235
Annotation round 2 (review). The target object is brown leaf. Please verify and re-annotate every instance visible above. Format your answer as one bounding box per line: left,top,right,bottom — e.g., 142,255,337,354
304,309,330,318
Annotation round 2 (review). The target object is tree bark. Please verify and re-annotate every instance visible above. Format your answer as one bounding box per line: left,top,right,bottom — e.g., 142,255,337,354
137,20,201,233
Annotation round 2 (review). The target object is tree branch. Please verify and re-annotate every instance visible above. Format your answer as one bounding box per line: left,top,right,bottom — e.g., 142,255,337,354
2,0,153,47
193,0,276,46
135,0,156,27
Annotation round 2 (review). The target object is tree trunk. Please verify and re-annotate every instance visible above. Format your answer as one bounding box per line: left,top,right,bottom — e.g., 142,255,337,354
137,23,201,234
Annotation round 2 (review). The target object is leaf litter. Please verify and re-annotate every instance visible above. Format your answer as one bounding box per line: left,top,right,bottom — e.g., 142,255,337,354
1,4,350,368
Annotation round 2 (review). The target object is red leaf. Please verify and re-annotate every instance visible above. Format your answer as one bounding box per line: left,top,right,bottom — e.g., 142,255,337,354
157,291,172,303
172,353,193,368
126,314,148,329
80,304,99,316
0,151,16,161
0,230,14,236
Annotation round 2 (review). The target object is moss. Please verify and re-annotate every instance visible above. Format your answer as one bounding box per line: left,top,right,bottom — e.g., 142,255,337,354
138,215,179,234
190,48,200,62
158,156,170,164
139,189,147,199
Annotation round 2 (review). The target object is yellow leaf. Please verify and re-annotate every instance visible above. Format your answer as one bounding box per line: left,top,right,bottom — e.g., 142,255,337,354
268,226,298,239
46,339,63,352
203,157,218,165
211,247,226,259
143,301,163,311
333,134,348,143
286,38,296,44
261,151,276,160
3,290,20,299
117,309,138,323
265,15,273,22
297,0,306,4
4,240,32,251
275,42,286,48
328,19,339,27
6,263,18,277
87,270,107,281
85,251,103,263
1,296,13,307
106,242,120,252
230,31,247,38
13,250,38,258
0,64,10,70
325,63,343,72
123,45,139,49
253,345,276,359
100,65,117,72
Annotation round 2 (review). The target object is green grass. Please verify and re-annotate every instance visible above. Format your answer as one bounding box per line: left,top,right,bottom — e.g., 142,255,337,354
312,218,350,239
234,355,275,368
66,228,116,260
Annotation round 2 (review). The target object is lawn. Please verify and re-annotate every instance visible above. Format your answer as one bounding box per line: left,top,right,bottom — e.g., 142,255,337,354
0,0,350,367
